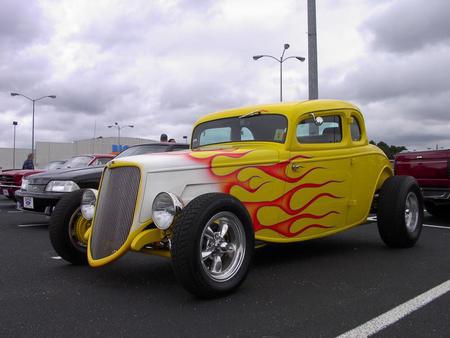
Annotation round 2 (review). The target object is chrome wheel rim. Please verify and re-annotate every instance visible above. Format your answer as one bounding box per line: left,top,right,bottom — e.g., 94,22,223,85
68,207,89,249
200,211,245,282
405,192,419,233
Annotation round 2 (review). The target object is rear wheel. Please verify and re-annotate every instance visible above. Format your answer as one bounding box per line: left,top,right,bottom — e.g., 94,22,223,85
171,193,254,298
377,176,423,248
49,190,90,265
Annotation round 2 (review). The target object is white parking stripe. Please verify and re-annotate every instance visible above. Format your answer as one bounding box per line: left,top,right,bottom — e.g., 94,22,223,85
17,223,48,227
423,224,450,230
337,280,450,338
51,256,62,260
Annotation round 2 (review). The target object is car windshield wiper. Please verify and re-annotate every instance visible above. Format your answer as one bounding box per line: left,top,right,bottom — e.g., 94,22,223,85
239,110,262,119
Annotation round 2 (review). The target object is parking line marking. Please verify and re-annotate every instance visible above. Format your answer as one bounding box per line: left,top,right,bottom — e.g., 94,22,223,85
17,223,48,228
337,280,450,338
7,210,22,213
423,224,450,230
51,256,62,260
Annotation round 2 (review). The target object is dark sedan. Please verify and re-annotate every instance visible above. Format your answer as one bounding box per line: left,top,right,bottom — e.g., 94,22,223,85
15,143,188,215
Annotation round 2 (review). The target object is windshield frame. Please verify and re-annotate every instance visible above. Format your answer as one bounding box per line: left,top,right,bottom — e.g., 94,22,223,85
191,113,288,149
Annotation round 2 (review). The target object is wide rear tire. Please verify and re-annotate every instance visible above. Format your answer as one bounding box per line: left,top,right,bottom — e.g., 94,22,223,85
377,176,423,248
171,193,254,298
49,190,89,265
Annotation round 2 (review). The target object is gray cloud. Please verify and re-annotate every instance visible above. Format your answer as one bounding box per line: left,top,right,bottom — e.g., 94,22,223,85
1,0,449,151
0,0,48,48
363,0,450,53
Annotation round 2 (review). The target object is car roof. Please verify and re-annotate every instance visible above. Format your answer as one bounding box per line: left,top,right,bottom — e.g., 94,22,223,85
194,99,361,126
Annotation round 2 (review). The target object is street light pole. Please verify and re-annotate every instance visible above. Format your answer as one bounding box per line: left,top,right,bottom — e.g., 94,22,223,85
253,44,305,102
308,0,319,100
12,121,18,169
10,93,56,160
108,122,134,151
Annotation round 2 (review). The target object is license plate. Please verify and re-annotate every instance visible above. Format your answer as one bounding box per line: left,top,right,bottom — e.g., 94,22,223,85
2,189,9,197
23,196,34,209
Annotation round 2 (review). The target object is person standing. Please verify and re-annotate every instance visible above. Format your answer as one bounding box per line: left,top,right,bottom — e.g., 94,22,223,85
22,153,34,169
160,133,168,142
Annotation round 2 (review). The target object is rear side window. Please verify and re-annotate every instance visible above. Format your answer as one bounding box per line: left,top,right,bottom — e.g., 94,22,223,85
350,117,362,141
297,115,342,144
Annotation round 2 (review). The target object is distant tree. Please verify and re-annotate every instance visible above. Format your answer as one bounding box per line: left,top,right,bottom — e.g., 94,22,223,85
370,140,406,159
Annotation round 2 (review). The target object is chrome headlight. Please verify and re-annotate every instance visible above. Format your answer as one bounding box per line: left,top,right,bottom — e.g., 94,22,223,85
81,189,97,220
151,192,183,230
21,179,29,191
45,180,80,192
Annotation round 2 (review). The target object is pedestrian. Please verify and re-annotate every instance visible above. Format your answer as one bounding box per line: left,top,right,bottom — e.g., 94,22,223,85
22,153,34,169
160,133,168,142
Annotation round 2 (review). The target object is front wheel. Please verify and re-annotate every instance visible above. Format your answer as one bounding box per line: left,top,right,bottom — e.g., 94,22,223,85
377,176,423,248
49,189,90,265
171,193,254,298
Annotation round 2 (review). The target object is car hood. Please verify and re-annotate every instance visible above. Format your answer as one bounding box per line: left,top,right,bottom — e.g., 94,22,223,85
111,144,281,173
0,169,43,177
27,166,104,185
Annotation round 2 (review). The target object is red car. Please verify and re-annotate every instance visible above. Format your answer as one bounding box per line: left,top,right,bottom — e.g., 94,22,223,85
395,149,450,216
0,155,114,200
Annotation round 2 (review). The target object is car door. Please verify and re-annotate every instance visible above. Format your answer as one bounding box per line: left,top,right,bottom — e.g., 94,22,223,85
280,111,352,240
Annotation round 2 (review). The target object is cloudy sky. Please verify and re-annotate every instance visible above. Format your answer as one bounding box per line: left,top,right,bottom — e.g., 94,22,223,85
1,0,449,150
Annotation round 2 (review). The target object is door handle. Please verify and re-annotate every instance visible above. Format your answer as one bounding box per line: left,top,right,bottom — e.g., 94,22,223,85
291,163,302,171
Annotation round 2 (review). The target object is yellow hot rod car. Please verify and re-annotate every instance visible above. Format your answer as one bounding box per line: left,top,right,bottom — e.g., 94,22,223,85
49,100,423,297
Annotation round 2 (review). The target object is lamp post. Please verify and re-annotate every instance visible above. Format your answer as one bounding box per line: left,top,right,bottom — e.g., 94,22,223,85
253,44,305,102
10,93,56,159
108,122,134,150
12,121,18,169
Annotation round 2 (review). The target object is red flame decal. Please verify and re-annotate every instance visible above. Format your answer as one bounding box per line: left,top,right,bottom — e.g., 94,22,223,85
188,149,343,238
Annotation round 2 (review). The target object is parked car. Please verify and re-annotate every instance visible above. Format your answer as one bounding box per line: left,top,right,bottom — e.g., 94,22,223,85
0,159,65,200
16,144,188,215
49,100,423,297
395,149,450,216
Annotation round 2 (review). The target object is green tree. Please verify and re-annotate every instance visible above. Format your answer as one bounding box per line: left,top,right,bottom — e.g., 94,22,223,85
370,140,406,159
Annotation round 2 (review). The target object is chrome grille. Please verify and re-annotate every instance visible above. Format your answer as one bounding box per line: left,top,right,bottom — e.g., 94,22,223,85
90,166,140,260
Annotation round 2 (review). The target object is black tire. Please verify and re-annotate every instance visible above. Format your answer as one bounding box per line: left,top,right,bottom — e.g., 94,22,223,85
377,176,423,248
424,201,450,217
49,189,89,265
171,193,254,298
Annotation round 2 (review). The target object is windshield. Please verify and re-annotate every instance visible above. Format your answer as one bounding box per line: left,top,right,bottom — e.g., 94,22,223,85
63,156,93,168
191,114,287,149
44,161,66,170
116,144,171,158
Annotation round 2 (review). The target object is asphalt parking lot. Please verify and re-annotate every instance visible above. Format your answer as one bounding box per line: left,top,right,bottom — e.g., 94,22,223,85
0,195,449,338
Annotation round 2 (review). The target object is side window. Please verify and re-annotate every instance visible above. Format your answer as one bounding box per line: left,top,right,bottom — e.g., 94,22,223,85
240,127,254,141
297,115,342,144
350,117,362,141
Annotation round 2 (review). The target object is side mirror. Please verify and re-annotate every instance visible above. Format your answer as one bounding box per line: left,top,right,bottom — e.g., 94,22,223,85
310,113,324,126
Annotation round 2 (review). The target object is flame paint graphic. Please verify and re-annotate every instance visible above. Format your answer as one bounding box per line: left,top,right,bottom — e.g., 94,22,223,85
188,148,343,238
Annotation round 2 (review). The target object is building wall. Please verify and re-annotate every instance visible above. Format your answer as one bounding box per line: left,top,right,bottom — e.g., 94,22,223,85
0,148,31,170
0,137,157,170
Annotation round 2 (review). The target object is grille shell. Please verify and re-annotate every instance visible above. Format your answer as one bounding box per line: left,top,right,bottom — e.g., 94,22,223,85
90,166,141,260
